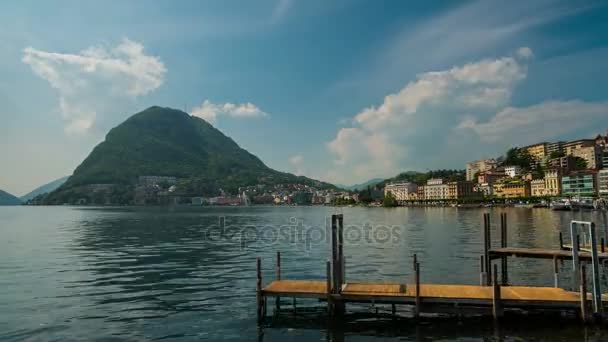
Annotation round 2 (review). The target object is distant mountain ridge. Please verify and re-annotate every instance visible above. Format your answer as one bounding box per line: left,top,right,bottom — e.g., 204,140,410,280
44,106,334,204
20,176,69,202
0,189,21,205
338,178,384,191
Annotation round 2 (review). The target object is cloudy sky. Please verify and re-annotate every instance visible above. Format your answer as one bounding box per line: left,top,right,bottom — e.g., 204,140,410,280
1,0,608,195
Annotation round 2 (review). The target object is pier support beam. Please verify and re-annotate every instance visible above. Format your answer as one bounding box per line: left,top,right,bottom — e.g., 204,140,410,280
330,214,345,316
580,265,588,323
326,260,333,316
553,256,559,288
500,213,508,285
492,264,503,320
256,257,263,324
483,213,492,286
414,261,421,318
276,251,281,313
480,255,486,286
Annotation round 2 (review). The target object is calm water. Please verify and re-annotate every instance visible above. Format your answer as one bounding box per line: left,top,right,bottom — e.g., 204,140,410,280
1,206,608,341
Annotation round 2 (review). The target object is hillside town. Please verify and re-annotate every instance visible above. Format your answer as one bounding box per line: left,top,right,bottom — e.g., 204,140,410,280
384,130,608,204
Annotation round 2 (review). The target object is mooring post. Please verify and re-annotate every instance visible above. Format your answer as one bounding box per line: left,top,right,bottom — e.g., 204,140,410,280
338,214,345,287
601,238,605,253
580,264,588,323
500,213,508,285
571,222,580,289
414,262,421,319
480,255,486,286
275,251,281,313
588,222,602,317
492,263,503,320
256,257,263,324
413,253,417,272
559,232,564,250
553,255,559,288
483,213,492,286
326,259,332,317
330,214,345,316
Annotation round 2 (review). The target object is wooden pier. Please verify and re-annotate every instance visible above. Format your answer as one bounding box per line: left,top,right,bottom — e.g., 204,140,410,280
256,213,608,325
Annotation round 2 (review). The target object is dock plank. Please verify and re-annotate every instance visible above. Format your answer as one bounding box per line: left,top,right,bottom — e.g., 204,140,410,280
489,247,608,260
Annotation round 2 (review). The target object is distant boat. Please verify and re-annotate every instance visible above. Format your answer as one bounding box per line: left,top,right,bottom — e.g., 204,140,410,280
571,197,595,211
550,199,571,211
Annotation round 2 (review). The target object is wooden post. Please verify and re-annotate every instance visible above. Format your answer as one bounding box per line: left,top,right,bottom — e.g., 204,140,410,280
588,222,602,316
413,253,417,272
601,238,605,253
553,256,559,288
500,213,508,285
571,223,580,289
414,262,420,318
338,214,345,287
326,260,332,316
492,264,503,320
559,232,564,250
256,257,263,324
480,255,486,286
580,264,588,323
276,251,281,313
484,213,492,286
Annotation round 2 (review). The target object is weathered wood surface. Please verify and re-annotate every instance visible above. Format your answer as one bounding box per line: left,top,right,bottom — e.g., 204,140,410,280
489,247,608,260
262,280,607,308
562,244,605,253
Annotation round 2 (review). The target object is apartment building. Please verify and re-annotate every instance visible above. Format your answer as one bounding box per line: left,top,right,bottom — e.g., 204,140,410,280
447,181,479,199
424,178,449,200
523,142,547,168
384,182,418,201
544,169,561,196
547,141,565,155
531,179,546,197
493,181,531,198
598,169,608,197
561,171,597,196
505,165,522,177
570,145,602,169
477,169,505,184
466,159,497,181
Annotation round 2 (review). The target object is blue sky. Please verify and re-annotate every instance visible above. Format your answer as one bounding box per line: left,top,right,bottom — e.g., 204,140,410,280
1,0,608,195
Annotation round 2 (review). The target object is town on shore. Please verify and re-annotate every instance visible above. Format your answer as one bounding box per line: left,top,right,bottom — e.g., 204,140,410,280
24,129,608,208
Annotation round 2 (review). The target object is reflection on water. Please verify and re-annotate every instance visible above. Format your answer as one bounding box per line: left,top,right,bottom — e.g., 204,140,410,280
1,206,608,341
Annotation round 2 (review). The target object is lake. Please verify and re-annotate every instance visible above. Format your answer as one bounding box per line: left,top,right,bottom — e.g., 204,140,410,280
1,206,608,341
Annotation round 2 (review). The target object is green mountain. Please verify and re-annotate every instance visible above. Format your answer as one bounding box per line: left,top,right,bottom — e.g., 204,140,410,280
337,178,384,191
0,189,22,205
44,106,334,205
20,176,69,202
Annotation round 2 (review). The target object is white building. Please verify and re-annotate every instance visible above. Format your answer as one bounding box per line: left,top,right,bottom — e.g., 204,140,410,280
599,169,608,197
424,178,449,200
384,182,418,201
505,166,522,178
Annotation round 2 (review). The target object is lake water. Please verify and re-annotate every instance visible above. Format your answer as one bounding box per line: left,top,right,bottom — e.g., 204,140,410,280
1,206,608,341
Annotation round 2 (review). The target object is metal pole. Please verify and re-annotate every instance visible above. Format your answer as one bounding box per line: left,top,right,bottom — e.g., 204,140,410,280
492,264,503,320
588,222,602,315
501,213,508,285
571,222,580,289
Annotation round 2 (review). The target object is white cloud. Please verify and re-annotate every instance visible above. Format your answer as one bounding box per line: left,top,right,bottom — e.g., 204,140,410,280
326,48,530,183
457,100,608,143
517,46,534,59
288,154,304,175
22,38,166,134
190,100,269,124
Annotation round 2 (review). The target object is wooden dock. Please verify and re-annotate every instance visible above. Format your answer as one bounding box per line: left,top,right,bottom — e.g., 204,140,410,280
263,280,604,309
256,213,608,325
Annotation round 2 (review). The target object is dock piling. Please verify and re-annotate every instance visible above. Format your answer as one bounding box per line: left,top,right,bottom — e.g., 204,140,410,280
256,257,263,324
588,222,602,317
580,265,588,323
326,259,332,316
553,256,559,288
483,213,492,286
559,232,564,250
276,252,281,312
480,255,486,286
492,264,503,319
415,262,420,318
500,213,508,285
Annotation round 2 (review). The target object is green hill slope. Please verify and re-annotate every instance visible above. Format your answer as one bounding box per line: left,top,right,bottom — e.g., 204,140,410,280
45,106,333,204
0,189,22,205
20,176,69,202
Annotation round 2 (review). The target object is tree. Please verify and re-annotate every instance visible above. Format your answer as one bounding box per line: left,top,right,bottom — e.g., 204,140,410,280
358,186,373,204
548,151,565,159
573,157,588,170
382,191,397,207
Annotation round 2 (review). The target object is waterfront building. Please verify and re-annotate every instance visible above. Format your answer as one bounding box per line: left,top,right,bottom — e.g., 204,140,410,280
493,180,531,198
447,181,480,199
424,179,449,200
466,158,497,181
417,185,426,200
505,165,522,177
561,171,597,197
474,183,493,196
530,179,546,197
384,182,418,201
570,145,602,169
603,148,608,169
544,169,561,196
599,169,608,197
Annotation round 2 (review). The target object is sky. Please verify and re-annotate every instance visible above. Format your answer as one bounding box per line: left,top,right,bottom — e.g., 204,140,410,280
1,0,608,195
